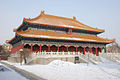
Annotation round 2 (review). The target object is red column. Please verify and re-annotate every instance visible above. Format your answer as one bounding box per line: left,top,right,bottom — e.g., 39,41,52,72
67,46,68,52
70,29,72,34
83,47,85,55
80,49,81,53
48,45,50,52
90,47,92,53
31,44,33,52
22,43,24,49
100,47,102,53
39,44,41,52
95,47,98,56
57,45,59,52
76,46,78,52
71,29,72,33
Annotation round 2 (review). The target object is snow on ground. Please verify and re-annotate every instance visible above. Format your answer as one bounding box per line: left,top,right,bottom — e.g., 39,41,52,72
2,57,120,80
0,63,28,80
97,57,120,78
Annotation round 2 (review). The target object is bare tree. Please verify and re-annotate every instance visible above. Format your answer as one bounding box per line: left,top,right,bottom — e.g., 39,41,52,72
0,46,2,52
107,39,120,53
19,48,31,64
0,45,10,60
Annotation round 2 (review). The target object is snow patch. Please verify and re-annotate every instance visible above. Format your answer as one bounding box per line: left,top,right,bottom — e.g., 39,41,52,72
2,58,120,80
0,63,28,80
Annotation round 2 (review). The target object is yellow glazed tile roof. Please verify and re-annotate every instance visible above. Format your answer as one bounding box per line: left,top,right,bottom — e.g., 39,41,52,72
15,30,114,44
23,11,104,33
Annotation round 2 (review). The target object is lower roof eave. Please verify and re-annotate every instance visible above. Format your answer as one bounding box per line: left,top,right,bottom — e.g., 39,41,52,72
18,34,113,44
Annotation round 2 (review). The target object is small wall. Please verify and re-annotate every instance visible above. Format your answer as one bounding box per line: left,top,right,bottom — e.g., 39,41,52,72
28,57,75,65
8,57,21,63
8,56,87,65
8,52,96,65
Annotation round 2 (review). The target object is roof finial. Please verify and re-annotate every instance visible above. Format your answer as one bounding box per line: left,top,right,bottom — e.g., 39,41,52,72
41,10,45,15
73,16,76,20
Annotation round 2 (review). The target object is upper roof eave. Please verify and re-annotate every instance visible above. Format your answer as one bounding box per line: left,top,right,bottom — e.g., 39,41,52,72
6,37,16,44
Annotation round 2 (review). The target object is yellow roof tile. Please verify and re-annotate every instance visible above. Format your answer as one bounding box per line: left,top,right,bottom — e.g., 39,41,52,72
23,11,104,33
16,30,114,43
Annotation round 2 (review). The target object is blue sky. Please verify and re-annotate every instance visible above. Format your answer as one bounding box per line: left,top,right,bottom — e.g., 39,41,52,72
0,0,120,44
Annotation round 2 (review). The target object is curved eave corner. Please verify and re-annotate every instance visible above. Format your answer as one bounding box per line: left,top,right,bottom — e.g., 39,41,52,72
74,19,105,33
6,37,16,44
6,40,10,44
16,18,26,31
105,39,115,44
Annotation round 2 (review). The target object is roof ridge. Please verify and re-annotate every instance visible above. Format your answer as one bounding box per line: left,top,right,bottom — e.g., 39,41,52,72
24,11,95,29
45,14,76,21
24,14,42,21
25,12,77,23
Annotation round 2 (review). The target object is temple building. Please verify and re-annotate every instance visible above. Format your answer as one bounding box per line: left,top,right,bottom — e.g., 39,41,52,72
6,11,114,64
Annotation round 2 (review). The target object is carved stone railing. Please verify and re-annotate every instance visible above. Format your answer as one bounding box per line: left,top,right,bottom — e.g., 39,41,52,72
77,52,102,63
31,52,77,58
10,51,103,64
30,51,102,63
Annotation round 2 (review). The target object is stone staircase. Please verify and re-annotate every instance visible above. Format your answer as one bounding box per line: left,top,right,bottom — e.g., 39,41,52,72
77,52,102,64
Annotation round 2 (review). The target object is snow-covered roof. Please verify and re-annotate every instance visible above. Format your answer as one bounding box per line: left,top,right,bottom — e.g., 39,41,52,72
17,11,104,33
13,30,114,44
